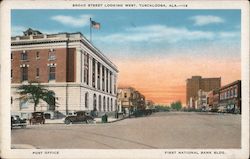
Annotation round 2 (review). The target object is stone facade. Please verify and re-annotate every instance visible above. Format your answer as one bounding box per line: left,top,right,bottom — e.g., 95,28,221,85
11,29,118,118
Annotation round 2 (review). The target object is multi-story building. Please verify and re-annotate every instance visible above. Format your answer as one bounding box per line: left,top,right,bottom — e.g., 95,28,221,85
218,80,241,113
196,89,208,110
11,28,118,118
117,87,145,114
207,89,220,110
186,76,221,108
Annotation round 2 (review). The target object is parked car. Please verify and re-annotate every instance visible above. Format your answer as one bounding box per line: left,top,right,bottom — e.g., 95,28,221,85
217,106,227,113
64,111,95,124
131,109,153,117
29,112,45,125
11,115,27,128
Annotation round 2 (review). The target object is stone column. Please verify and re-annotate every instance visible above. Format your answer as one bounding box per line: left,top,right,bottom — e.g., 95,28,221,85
89,56,92,87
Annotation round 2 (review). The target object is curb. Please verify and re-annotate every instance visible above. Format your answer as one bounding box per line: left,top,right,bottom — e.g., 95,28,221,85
43,117,128,124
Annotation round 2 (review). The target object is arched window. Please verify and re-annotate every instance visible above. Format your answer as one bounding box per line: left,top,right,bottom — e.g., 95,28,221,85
98,95,102,111
19,98,28,110
93,94,97,111
107,97,110,111
103,96,106,112
85,92,89,108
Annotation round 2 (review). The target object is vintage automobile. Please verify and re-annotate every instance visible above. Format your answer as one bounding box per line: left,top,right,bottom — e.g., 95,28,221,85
64,111,95,124
29,112,45,125
11,115,27,128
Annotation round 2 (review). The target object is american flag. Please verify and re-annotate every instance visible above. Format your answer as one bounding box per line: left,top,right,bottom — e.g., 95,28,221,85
91,20,101,29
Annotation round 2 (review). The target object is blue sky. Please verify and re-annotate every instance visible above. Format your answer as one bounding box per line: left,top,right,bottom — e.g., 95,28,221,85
11,9,241,104
12,9,241,59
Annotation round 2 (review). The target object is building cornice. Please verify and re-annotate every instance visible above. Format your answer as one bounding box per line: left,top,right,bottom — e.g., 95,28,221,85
11,32,118,72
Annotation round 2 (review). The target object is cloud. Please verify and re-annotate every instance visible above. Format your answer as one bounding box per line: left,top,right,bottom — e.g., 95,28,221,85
51,14,92,27
189,15,225,26
97,24,238,44
11,26,27,36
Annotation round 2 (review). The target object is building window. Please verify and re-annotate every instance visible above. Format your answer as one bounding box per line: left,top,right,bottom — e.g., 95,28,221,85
124,93,127,98
110,72,112,94
84,53,89,84
85,93,89,108
107,97,110,111
115,99,117,111
234,88,238,97
92,59,96,88
21,51,28,60
11,52,13,60
19,98,28,110
49,66,56,80
97,63,101,90
21,67,28,81
230,89,233,97
48,97,56,111
11,69,13,79
111,98,113,111
36,51,40,59
102,66,105,91
48,49,56,60
114,76,117,94
98,95,102,111
93,94,97,111
103,96,106,111
36,68,39,77
106,69,108,92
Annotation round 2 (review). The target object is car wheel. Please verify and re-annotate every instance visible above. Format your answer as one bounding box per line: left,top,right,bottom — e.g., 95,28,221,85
65,119,72,125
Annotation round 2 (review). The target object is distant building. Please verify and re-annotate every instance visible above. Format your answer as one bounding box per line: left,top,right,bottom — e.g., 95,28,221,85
207,89,220,110
117,87,145,114
186,76,221,108
197,89,209,110
219,80,241,113
11,28,118,118
145,100,154,109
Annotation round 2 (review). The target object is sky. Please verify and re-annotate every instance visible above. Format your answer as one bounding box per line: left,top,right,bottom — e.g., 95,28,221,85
11,10,241,105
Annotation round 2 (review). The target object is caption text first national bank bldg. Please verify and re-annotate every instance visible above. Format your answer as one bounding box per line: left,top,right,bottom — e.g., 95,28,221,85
11,28,119,117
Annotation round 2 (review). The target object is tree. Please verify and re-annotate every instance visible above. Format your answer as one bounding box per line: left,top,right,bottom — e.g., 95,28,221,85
170,101,182,111
17,81,57,111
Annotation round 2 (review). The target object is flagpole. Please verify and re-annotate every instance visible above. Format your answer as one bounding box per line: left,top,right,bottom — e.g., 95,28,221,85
90,18,92,42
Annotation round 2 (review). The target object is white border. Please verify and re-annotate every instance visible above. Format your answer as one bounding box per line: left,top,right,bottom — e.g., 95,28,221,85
0,1,249,159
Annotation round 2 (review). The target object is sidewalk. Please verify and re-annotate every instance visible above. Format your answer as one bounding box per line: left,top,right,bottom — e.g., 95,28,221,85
12,144,36,149
45,116,127,124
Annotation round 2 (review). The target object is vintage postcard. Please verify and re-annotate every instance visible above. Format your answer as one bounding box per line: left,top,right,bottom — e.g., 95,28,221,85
0,0,249,159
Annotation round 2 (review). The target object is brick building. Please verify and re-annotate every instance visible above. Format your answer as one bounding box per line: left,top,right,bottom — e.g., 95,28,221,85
186,76,221,108
11,28,118,118
207,89,220,110
117,87,146,114
218,80,241,113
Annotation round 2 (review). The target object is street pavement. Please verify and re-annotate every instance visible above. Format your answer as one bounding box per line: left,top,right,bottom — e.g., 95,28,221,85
11,112,241,149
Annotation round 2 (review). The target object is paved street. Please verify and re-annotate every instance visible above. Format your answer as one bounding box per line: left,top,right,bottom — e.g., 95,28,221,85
11,112,241,149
